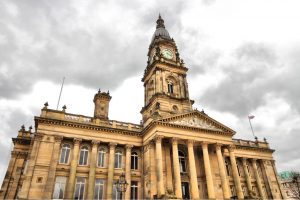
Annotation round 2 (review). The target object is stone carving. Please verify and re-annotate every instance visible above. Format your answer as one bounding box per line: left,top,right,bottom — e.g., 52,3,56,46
169,117,222,131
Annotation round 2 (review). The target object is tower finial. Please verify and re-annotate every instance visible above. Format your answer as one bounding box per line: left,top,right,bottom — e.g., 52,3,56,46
156,14,165,29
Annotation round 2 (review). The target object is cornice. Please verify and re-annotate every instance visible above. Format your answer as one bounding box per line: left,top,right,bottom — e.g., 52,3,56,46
235,144,275,153
35,117,142,136
12,137,32,145
141,120,232,137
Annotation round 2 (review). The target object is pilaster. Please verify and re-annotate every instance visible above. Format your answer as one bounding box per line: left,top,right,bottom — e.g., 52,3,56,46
106,142,117,199
65,138,81,199
215,143,230,199
43,135,63,199
187,140,199,200
87,140,100,200
125,144,133,200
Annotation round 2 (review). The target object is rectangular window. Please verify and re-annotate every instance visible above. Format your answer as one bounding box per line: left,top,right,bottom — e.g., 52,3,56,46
53,176,67,199
98,150,105,167
94,179,105,200
113,182,121,200
130,181,138,200
74,177,86,200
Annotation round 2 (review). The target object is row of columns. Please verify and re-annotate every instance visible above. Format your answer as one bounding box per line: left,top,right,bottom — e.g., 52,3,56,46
154,136,267,200
48,139,135,199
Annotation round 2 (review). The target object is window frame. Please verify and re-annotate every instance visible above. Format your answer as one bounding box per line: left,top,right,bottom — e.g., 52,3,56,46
52,176,67,199
97,148,106,168
114,150,122,169
78,146,89,166
59,143,71,164
94,178,105,200
130,181,138,200
178,150,187,173
74,177,86,200
131,152,138,170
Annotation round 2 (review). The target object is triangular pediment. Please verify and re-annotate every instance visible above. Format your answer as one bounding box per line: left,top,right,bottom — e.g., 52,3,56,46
158,110,235,135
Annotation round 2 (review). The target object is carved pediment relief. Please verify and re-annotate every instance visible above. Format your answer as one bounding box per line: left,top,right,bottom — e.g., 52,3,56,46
169,116,222,131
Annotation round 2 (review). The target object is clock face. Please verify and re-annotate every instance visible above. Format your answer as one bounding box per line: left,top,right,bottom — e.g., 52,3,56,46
162,49,173,59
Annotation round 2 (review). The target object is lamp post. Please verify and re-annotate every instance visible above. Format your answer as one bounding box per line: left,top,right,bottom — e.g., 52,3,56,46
116,172,128,199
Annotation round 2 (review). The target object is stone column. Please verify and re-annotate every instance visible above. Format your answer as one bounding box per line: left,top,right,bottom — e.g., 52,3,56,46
187,140,200,200
241,158,252,195
202,142,215,199
18,133,43,199
251,159,265,199
155,136,165,197
125,145,133,200
172,138,182,198
215,143,230,199
87,140,99,200
228,145,244,199
43,136,63,199
165,143,173,193
106,142,117,199
65,138,81,199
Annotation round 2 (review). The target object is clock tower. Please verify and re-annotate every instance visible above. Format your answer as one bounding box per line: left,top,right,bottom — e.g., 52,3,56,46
141,15,194,126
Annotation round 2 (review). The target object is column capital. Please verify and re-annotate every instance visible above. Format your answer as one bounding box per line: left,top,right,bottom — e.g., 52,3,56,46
109,142,117,148
186,139,195,146
215,143,222,150
251,158,258,163
201,141,210,148
73,138,82,145
155,135,164,143
91,140,100,147
228,144,236,152
241,157,248,164
11,151,18,158
125,144,134,150
171,137,179,145
54,135,63,142
35,132,44,141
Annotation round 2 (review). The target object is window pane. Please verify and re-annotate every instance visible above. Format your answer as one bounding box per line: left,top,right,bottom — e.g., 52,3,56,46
94,179,105,200
130,181,138,200
53,176,67,199
74,177,85,200
65,148,70,163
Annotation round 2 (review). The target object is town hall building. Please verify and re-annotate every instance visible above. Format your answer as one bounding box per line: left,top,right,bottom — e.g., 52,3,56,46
0,15,284,200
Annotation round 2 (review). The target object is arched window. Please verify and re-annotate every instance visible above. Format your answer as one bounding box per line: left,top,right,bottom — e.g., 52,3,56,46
168,82,174,94
97,148,106,167
131,152,138,170
178,150,187,173
78,146,89,166
114,150,122,168
59,144,71,164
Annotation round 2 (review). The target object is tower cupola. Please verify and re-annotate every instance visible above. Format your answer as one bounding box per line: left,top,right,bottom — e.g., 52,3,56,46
93,89,111,120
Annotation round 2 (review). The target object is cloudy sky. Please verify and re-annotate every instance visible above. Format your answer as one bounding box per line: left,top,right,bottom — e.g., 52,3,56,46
1,0,300,183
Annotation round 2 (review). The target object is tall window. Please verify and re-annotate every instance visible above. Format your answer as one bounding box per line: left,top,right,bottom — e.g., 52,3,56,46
131,152,138,170
98,148,106,167
178,151,187,173
167,82,174,94
114,150,122,168
53,176,67,199
94,179,105,200
113,182,121,200
74,177,85,200
79,146,89,166
225,159,231,176
130,181,138,200
59,144,71,164
246,162,251,177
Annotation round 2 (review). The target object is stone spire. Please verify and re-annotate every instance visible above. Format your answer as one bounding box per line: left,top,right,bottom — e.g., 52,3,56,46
156,14,165,29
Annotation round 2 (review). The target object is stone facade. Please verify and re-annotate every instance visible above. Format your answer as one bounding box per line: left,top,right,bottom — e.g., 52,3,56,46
0,16,284,200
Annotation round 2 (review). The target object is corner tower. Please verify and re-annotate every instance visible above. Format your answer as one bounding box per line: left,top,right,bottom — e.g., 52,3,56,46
141,15,194,125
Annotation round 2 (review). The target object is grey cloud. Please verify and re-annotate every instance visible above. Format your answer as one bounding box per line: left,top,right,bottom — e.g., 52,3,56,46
0,0,187,100
198,42,282,117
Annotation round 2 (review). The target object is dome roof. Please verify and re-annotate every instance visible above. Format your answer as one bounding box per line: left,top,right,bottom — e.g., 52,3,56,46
151,15,171,42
